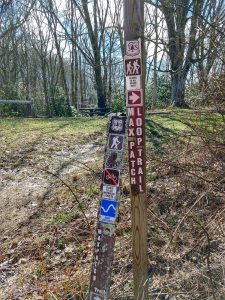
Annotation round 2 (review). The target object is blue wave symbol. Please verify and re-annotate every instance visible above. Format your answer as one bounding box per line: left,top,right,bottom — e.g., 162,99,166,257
101,204,116,213
100,200,118,218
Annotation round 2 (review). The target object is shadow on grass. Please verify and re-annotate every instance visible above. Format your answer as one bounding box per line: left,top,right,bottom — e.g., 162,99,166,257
146,118,179,155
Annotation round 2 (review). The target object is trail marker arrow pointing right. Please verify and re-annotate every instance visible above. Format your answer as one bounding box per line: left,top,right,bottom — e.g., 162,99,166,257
127,90,142,106
129,92,140,103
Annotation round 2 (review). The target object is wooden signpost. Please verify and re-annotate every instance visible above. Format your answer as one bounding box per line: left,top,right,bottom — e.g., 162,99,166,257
88,1,148,298
88,116,127,300
124,0,149,299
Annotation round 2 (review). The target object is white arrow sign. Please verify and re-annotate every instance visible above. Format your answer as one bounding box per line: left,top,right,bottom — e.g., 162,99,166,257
129,92,140,104
127,90,142,106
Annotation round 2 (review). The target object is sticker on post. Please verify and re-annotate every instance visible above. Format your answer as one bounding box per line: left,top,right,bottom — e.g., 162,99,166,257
102,185,117,199
126,90,143,106
99,199,118,224
108,134,124,151
109,116,126,134
126,39,141,57
103,168,120,186
126,76,141,90
89,292,104,300
105,151,123,170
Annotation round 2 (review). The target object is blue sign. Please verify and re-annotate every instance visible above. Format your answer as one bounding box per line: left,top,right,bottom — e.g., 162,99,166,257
99,199,118,224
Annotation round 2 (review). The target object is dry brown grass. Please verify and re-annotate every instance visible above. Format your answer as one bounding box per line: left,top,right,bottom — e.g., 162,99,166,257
0,111,224,299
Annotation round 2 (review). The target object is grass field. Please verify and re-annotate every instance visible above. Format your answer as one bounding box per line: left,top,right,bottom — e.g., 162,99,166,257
0,111,224,299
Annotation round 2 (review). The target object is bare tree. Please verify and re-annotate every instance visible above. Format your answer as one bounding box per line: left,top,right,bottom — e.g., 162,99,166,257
0,0,35,39
145,0,225,107
72,0,109,108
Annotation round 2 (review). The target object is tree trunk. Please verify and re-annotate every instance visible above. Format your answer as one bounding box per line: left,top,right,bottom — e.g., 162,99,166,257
71,48,76,107
79,54,84,108
74,49,79,110
94,65,106,108
47,0,72,116
41,60,51,117
152,3,159,110
171,72,188,108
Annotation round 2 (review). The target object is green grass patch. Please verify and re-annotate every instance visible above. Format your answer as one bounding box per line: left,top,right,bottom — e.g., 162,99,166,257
0,117,107,162
51,209,77,224
0,117,107,142
145,112,224,154
146,114,187,154
1,112,223,162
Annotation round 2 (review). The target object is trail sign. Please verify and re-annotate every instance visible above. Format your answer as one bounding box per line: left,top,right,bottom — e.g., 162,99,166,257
108,134,124,151
127,90,143,106
103,168,120,186
124,0,149,298
88,116,127,300
126,76,141,90
109,116,126,134
99,199,118,224
126,40,141,57
102,185,117,200
125,58,142,76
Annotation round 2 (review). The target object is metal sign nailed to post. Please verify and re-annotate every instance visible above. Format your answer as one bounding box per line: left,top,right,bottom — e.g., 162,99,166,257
88,116,127,300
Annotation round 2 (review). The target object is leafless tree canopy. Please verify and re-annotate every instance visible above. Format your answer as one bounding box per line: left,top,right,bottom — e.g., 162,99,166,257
0,0,224,116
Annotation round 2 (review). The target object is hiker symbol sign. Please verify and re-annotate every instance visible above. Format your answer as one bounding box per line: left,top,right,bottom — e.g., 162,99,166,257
108,134,124,151
125,58,142,76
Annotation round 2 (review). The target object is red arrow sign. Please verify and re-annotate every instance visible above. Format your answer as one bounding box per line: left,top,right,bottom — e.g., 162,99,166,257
127,90,143,106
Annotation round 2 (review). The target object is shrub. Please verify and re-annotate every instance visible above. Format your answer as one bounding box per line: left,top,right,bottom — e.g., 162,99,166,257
50,87,72,117
0,84,24,117
112,92,126,113
185,83,204,107
204,73,225,111
146,74,171,109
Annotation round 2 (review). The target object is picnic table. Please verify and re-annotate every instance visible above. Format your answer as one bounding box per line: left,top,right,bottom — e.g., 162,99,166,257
79,107,110,116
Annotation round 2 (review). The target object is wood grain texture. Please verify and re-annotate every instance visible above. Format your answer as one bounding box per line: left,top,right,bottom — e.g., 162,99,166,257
132,194,148,299
124,0,144,41
124,0,149,299
88,116,127,300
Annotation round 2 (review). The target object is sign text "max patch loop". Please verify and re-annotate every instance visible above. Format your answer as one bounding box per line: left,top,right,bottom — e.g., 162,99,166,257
125,38,145,193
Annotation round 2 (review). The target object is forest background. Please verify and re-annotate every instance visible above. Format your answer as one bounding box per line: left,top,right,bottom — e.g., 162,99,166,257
0,0,224,117
0,1,225,299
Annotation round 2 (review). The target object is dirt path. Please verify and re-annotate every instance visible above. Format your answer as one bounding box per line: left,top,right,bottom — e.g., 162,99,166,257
0,129,104,298
0,137,103,236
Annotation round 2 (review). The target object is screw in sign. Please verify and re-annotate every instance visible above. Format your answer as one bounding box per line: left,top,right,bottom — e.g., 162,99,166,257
126,90,143,107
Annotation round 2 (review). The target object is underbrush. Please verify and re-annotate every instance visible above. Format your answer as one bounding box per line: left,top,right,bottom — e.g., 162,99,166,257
0,112,224,299
143,112,225,299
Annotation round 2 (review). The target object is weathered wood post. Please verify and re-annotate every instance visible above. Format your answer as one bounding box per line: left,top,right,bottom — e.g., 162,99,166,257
124,0,149,299
88,115,127,299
